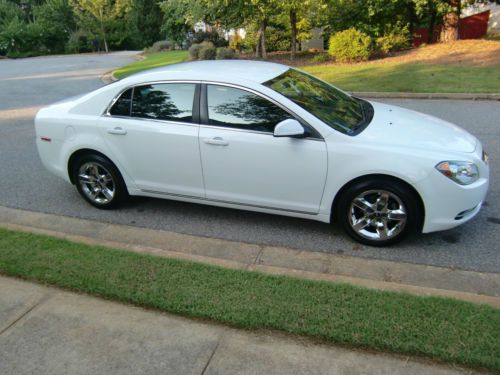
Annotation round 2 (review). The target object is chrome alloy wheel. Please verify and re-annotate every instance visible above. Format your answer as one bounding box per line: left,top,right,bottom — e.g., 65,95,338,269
78,162,116,205
348,190,407,241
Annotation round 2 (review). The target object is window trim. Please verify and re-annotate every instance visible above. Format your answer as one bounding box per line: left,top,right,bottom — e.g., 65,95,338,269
103,80,202,127
103,80,324,141
201,81,323,140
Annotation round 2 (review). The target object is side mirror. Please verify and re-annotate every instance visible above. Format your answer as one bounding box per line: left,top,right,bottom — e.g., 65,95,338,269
273,119,306,138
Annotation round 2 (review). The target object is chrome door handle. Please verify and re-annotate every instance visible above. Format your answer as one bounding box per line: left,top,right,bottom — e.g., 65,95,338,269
107,127,127,135
203,137,229,146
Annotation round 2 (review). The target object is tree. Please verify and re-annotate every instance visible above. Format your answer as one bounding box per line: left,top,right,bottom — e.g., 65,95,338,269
282,0,325,60
247,0,281,59
72,0,131,52
413,0,482,43
129,0,163,47
33,0,75,53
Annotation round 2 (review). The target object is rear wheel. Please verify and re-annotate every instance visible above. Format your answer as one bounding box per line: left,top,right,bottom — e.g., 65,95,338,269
336,179,420,246
72,154,127,209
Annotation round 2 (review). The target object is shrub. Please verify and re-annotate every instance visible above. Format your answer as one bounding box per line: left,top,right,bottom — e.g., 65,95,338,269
312,53,330,63
328,28,372,63
191,31,227,47
229,33,243,51
189,41,215,60
65,30,91,53
375,28,411,55
188,43,203,60
146,40,172,53
216,47,235,59
198,43,216,60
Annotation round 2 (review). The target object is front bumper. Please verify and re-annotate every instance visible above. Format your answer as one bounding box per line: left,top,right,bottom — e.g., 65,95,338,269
416,167,489,233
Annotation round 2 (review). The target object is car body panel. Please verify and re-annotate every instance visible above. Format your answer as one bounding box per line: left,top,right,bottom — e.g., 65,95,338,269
99,116,205,198
199,125,328,213
361,102,478,153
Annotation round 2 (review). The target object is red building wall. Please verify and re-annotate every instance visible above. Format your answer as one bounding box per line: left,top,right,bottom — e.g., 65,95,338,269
413,10,490,47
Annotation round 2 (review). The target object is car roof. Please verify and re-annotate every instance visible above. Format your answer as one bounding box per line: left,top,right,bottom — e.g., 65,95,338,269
120,60,290,86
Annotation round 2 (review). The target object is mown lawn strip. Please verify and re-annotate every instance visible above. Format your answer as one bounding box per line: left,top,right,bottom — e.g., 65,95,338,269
0,227,498,370
303,62,500,93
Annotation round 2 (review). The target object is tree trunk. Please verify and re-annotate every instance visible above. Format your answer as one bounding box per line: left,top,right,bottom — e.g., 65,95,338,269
103,35,109,53
407,1,416,36
260,19,268,59
99,11,109,53
290,9,297,60
440,0,460,42
428,7,437,44
440,12,459,43
255,27,262,58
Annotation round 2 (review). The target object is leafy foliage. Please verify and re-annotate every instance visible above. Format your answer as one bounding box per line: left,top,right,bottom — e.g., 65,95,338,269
312,52,330,63
0,0,484,58
189,41,216,60
328,28,372,62
216,46,235,59
145,40,173,53
375,25,411,54
65,29,92,53
190,30,228,47
198,42,216,60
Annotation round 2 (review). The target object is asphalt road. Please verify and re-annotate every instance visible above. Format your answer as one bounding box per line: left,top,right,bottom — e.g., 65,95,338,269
0,53,499,273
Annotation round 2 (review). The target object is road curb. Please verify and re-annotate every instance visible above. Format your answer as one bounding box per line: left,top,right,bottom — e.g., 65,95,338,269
1,206,498,308
100,71,118,84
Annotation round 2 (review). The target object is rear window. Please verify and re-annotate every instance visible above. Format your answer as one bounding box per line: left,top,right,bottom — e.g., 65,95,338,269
108,83,196,124
109,88,132,117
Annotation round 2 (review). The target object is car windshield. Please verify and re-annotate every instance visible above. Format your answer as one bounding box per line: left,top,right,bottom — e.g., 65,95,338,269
263,69,369,135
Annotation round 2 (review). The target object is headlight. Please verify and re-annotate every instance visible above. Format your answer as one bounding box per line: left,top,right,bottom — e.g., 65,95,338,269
436,161,479,185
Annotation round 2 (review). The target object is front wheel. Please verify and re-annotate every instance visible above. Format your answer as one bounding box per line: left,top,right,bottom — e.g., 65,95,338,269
336,179,421,246
73,154,127,209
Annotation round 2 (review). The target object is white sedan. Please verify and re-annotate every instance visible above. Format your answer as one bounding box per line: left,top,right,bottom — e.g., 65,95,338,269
35,60,489,246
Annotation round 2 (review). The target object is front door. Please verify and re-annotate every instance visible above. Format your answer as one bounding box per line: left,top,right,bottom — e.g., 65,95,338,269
199,84,327,214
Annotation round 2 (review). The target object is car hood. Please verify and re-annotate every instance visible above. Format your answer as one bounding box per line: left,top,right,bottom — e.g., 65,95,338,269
357,101,477,153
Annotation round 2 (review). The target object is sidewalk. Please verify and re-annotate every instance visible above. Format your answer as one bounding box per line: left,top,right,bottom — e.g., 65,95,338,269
0,276,471,375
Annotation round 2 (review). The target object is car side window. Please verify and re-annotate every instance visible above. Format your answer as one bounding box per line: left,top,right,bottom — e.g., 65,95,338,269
109,88,133,117
131,83,196,123
207,85,293,133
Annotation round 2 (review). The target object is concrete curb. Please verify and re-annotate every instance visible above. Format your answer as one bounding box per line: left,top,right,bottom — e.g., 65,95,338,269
100,71,118,84
100,52,144,84
1,206,499,308
351,92,500,100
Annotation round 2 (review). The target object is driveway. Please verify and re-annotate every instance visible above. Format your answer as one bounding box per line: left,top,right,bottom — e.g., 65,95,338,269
0,53,499,273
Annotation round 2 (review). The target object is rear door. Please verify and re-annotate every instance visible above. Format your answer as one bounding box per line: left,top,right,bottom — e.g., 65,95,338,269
100,82,205,197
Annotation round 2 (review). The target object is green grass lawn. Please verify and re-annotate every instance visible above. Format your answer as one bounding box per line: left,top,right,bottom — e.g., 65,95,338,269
113,50,189,79
0,227,499,371
112,50,499,93
303,62,500,93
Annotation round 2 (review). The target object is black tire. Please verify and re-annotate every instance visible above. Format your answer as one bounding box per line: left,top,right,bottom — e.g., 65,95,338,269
72,154,128,209
336,178,421,247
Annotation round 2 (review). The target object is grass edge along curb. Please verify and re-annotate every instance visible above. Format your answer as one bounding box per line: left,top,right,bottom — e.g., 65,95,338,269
113,50,189,79
0,227,498,371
